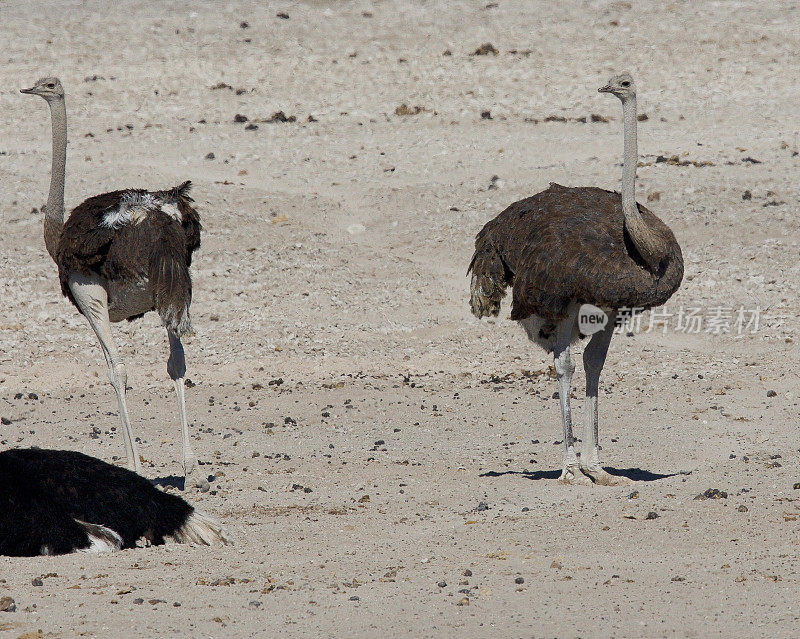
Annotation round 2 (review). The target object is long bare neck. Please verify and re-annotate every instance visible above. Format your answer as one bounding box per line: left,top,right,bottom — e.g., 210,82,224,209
620,94,664,271
44,97,67,262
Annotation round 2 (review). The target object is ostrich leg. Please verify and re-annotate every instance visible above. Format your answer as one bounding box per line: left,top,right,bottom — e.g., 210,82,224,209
553,313,591,485
167,330,209,492
68,272,141,474
580,311,631,486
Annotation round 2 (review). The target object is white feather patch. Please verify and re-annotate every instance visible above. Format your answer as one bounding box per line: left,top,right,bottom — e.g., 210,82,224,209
101,192,159,229
160,203,182,222
170,509,233,546
75,519,123,553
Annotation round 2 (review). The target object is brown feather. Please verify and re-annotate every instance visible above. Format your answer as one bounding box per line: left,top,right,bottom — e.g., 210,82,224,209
54,184,201,335
469,183,683,323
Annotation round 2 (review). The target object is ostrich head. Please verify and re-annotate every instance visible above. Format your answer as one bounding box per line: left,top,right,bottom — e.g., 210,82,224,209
598,72,635,100
20,77,64,102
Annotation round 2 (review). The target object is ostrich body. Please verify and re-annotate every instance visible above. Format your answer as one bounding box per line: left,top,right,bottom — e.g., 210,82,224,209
21,77,207,490
0,448,231,556
468,73,683,485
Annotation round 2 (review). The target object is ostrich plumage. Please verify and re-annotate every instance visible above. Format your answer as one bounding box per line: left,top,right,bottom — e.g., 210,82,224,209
21,77,207,490
0,448,231,557
469,73,683,485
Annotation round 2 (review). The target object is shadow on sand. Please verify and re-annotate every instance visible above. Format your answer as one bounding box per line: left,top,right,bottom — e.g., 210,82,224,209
480,467,690,482
151,475,186,490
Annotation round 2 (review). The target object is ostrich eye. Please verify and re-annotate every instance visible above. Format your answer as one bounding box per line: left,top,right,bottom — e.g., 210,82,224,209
620,81,630,87
47,83,55,89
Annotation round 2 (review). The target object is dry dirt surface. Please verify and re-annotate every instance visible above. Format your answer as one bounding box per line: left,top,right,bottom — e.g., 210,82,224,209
1,1,799,637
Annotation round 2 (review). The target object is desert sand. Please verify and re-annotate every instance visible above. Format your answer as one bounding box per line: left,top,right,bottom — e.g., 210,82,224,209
1,1,799,637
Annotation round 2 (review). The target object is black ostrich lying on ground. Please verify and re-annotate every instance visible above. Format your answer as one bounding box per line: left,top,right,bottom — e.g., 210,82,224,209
0,449,231,557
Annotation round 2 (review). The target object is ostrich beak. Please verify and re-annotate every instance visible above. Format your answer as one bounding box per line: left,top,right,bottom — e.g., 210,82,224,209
598,85,613,93
20,86,36,94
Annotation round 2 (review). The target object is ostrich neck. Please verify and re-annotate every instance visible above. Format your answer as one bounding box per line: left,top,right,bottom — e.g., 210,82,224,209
44,97,67,262
620,95,664,271
621,96,638,212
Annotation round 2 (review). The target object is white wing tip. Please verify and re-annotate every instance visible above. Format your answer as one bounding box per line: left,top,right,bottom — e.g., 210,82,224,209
171,510,234,547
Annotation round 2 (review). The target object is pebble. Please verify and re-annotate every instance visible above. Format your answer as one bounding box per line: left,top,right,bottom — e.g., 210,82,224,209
738,505,749,512
645,511,659,520
437,581,446,588
0,596,16,612
31,578,43,586
766,390,777,397
694,488,727,500
514,577,524,584
462,569,472,577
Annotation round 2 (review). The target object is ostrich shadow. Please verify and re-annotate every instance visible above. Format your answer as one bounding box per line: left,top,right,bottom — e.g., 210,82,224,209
480,467,689,482
151,475,192,491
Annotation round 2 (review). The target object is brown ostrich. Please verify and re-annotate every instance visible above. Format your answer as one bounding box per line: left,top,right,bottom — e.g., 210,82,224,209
21,77,208,491
469,73,683,485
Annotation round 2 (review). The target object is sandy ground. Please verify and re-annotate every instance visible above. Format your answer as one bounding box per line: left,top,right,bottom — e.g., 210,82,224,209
1,0,799,637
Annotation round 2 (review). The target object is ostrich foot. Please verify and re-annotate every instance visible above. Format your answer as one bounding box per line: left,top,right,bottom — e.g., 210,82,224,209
558,465,593,486
184,461,210,492
582,467,631,486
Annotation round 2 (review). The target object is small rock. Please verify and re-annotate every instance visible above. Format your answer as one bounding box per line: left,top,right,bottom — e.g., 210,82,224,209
456,597,470,606
245,123,258,130
276,12,289,19
1,417,12,425
514,577,524,584
694,488,728,500
738,505,749,512
0,596,16,612
268,111,296,123
204,152,215,160
349,595,359,601
480,110,492,120
233,114,248,123
742,190,752,200
240,21,249,29
645,511,659,520
471,43,498,56
462,569,472,577
766,390,777,397
627,490,640,499
31,578,43,586
437,581,447,588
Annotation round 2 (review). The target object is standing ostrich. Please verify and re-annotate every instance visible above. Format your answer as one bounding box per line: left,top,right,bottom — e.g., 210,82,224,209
0,448,231,556
21,77,207,490
469,73,683,485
